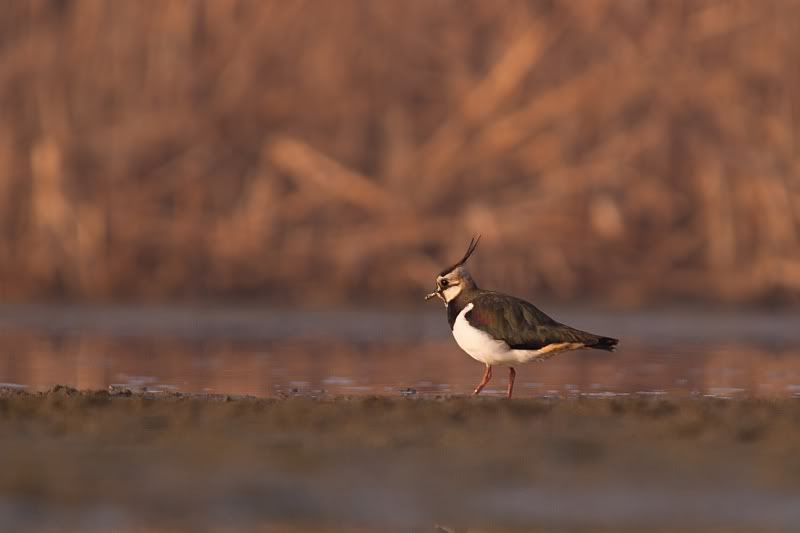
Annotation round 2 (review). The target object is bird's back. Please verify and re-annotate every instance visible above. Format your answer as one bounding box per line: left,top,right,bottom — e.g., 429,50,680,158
459,290,618,351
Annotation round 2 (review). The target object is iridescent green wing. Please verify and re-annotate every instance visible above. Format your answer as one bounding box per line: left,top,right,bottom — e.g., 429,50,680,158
465,292,598,349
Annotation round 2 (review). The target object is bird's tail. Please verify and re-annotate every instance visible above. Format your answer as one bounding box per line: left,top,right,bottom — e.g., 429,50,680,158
563,326,619,351
590,335,619,352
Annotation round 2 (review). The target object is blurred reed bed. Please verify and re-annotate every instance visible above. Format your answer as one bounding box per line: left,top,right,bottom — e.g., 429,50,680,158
0,0,799,305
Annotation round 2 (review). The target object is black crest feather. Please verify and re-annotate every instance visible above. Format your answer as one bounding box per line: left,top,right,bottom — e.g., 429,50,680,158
439,235,481,276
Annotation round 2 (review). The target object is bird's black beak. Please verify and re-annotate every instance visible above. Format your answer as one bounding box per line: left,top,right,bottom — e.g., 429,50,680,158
425,288,444,302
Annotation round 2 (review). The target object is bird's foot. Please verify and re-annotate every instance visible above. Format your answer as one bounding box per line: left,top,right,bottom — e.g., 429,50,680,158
472,365,492,396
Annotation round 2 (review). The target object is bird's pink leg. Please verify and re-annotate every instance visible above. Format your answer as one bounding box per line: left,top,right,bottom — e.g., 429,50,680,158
507,367,516,399
472,365,492,395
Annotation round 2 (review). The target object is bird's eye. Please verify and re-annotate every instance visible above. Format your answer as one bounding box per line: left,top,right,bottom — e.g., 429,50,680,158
440,279,449,287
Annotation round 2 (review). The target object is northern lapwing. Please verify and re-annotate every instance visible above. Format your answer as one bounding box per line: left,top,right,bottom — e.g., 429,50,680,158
425,236,618,398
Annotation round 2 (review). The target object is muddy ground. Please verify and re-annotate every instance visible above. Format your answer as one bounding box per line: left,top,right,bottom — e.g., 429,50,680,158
1,387,800,531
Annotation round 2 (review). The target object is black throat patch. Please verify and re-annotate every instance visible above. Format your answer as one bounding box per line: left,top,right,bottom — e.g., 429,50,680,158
446,289,477,330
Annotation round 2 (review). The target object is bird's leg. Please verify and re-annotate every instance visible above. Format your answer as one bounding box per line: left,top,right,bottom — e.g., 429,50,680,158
472,365,492,395
507,367,516,399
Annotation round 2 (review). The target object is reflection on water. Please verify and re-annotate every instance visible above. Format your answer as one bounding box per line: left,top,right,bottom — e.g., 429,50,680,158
0,304,799,398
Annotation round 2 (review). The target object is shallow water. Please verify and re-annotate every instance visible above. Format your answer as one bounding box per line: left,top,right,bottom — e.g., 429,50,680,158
1,303,798,398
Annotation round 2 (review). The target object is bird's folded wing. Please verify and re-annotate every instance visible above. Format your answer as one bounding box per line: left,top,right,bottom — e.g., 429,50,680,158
465,293,595,350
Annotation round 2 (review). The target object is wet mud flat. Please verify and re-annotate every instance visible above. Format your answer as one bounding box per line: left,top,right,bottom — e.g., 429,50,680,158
1,387,800,531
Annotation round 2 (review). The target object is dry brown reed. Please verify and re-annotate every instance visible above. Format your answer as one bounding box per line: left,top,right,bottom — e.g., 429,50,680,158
1,0,799,306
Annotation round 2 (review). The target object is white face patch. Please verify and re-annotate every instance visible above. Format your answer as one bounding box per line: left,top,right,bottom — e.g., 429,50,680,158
436,269,469,304
441,283,462,303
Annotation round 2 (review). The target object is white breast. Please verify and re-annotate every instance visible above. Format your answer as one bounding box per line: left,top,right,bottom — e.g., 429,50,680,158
452,303,515,365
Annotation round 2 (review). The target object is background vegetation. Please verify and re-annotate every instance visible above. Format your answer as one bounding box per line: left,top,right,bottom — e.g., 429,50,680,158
1,0,799,306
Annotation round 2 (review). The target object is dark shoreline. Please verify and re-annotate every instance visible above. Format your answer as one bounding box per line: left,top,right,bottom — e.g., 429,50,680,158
1,303,799,343
1,386,800,529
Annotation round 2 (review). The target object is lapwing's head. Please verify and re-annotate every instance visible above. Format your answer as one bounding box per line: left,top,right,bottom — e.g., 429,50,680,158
425,236,480,305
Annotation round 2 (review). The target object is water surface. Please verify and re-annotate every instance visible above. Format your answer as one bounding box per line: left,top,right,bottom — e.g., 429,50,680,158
1,304,798,398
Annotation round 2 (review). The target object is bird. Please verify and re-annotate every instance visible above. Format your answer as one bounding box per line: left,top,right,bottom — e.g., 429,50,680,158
425,236,618,398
